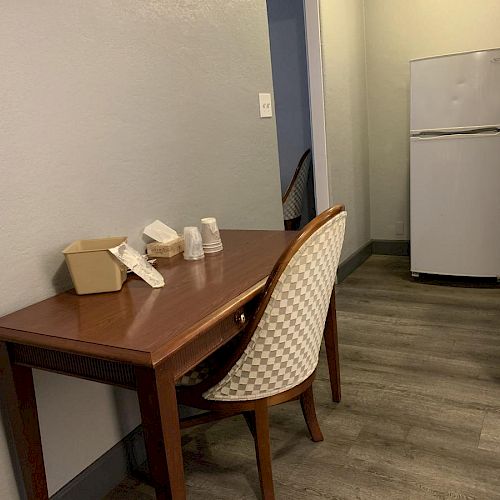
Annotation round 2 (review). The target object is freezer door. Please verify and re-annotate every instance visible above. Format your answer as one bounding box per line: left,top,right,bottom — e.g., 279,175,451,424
411,49,500,132
410,132,500,277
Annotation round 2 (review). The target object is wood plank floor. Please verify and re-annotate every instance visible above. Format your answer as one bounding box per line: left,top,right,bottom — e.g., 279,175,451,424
105,256,500,499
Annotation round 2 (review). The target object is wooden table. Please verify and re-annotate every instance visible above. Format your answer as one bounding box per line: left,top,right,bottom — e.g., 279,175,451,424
0,230,341,500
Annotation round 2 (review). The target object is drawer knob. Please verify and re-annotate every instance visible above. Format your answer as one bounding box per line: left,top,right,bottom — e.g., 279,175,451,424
234,311,246,325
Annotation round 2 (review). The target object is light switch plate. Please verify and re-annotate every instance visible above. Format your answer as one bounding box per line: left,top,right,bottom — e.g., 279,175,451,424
259,93,273,118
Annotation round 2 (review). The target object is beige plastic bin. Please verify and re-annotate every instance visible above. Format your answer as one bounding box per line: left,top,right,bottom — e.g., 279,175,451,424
63,237,128,295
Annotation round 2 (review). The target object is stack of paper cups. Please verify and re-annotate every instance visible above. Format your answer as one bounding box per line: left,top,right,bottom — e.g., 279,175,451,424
201,217,223,254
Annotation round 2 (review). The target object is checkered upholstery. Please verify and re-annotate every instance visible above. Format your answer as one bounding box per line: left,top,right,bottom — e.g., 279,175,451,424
177,334,243,386
178,364,209,386
283,151,312,221
201,211,346,401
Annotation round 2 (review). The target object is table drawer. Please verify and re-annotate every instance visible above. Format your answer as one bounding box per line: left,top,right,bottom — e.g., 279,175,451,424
171,299,257,382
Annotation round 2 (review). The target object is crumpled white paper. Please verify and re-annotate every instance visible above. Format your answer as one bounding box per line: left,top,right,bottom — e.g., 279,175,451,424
109,242,165,288
143,220,179,243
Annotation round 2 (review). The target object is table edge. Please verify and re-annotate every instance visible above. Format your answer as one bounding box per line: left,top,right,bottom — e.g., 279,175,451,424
0,327,151,366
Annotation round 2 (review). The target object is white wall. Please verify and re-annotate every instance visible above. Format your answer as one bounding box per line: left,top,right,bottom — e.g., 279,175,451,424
319,0,371,259
365,0,500,240
267,0,312,193
0,0,283,496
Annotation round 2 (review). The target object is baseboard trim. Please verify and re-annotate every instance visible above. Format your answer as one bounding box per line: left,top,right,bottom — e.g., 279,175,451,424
372,239,410,256
337,241,372,283
50,425,146,500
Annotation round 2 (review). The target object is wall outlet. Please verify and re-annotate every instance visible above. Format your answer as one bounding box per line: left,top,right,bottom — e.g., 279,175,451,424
259,93,273,118
395,221,404,236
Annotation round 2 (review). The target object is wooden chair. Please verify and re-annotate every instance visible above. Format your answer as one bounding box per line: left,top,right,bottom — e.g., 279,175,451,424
282,149,312,230
176,204,347,499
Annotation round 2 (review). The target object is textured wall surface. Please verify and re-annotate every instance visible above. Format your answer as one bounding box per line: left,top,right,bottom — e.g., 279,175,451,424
319,0,371,259
0,0,282,496
365,0,500,239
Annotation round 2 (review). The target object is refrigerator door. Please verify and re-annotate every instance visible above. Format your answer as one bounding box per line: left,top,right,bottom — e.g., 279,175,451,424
410,132,500,277
411,49,500,132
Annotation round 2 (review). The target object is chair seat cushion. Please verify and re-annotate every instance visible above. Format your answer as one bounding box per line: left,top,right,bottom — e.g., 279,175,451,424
177,361,211,386
176,333,242,386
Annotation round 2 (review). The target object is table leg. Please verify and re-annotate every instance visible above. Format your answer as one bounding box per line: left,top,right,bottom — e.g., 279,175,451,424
323,287,341,402
0,343,48,500
135,365,186,500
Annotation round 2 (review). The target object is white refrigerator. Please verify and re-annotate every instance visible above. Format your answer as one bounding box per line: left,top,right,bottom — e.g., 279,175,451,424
410,48,500,278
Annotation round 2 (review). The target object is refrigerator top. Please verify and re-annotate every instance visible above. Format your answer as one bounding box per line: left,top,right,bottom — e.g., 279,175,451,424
410,48,500,131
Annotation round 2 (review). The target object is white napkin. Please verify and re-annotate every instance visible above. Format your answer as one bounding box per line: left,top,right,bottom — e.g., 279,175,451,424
109,242,165,288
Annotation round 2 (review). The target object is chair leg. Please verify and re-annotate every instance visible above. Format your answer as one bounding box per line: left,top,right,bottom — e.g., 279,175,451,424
324,288,341,402
252,400,275,500
300,386,324,442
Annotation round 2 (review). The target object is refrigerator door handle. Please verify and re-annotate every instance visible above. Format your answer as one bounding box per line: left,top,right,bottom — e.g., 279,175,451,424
411,131,500,141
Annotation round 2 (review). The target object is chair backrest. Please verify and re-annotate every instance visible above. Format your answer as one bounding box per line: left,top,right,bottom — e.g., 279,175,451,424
282,149,312,221
204,205,346,401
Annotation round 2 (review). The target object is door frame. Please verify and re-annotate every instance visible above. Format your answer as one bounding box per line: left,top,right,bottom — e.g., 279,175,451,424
303,0,330,213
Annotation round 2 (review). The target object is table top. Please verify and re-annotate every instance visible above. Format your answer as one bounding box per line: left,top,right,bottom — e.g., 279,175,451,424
0,230,296,366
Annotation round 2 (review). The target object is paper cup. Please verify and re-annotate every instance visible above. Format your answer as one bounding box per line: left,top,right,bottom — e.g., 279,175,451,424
201,217,221,245
203,242,223,252
183,227,205,261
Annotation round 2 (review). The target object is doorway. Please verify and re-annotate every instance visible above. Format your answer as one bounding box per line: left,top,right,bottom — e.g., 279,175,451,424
266,0,329,228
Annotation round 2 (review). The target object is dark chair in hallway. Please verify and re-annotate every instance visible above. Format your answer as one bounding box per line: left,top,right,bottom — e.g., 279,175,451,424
282,149,312,230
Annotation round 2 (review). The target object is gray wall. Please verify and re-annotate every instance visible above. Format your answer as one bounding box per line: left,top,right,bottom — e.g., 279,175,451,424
364,0,500,241
318,0,500,253
320,0,371,259
0,0,283,496
266,0,312,194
